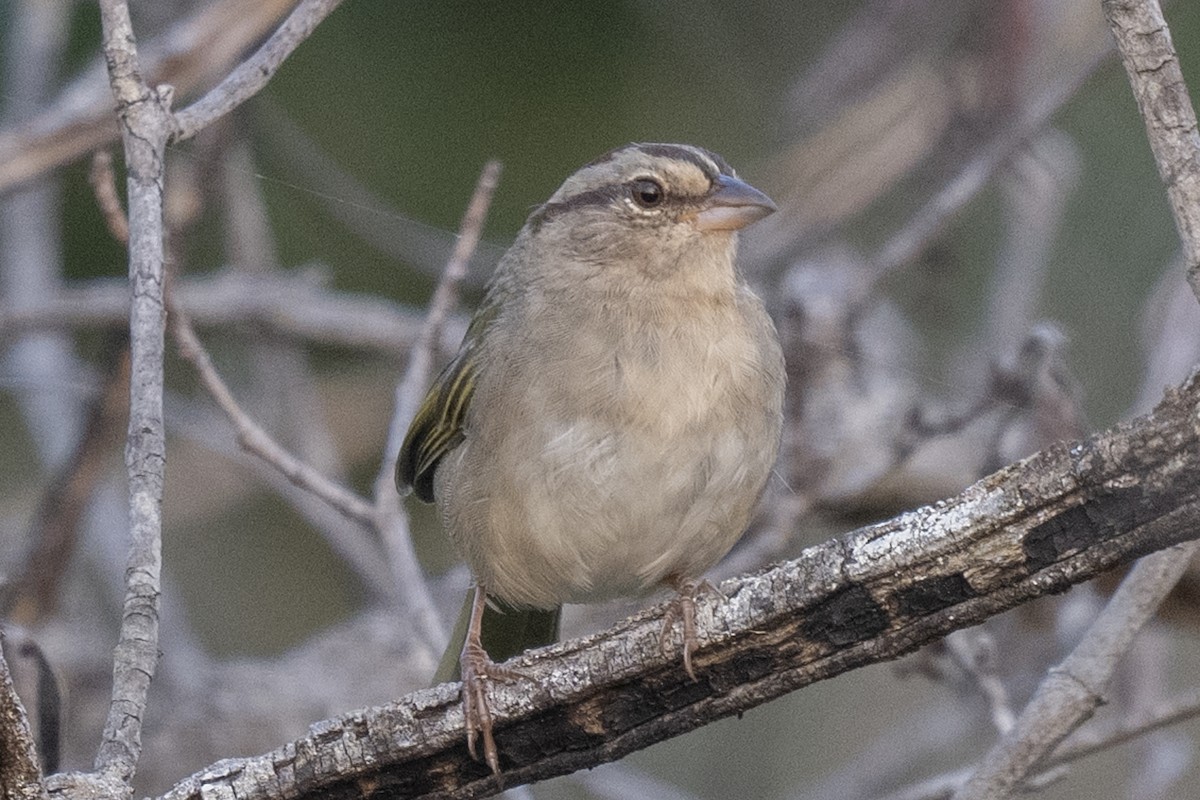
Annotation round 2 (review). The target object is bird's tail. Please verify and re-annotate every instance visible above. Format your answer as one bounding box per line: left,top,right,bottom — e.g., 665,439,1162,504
433,591,562,684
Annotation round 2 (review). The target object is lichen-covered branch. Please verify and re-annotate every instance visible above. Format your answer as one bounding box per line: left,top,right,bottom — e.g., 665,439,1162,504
155,373,1200,800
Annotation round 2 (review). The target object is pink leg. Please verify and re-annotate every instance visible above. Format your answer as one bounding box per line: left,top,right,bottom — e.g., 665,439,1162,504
460,584,523,774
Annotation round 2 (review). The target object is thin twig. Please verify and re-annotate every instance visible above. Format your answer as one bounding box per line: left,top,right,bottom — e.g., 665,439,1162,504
0,0,297,194
378,158,503,468
951,541,1200,799
169,306,377,526
95,0,173,782
0,272,465,357
371,159,503,659
870,686,1200,800
88,150,129,245
870,46,1108,278
1104,0,1200,301
173,0,348,142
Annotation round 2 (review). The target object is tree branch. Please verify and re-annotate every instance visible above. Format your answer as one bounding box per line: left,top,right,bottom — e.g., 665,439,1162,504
0,272,464,358
94,0,172,783
372,159,503,658
172,0,348,142
153,372,1200,800
952,541,1199,798
1104,0,1200,301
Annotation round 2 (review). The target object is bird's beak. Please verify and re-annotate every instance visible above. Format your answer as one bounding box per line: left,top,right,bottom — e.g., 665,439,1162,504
693,174,777,232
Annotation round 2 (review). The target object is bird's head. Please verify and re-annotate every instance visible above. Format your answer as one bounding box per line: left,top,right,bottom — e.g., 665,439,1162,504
519,143,776,290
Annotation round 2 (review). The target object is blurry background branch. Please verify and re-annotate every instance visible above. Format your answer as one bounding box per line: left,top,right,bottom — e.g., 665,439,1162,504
0,272,467,357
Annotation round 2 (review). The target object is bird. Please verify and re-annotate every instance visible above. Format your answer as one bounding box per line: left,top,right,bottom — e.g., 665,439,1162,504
397,142,785,773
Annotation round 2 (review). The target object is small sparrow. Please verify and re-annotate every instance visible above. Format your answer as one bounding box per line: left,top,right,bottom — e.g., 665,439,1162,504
398,142,785,773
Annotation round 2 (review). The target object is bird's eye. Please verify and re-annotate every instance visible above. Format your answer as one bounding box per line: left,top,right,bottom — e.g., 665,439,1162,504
630,179,664,209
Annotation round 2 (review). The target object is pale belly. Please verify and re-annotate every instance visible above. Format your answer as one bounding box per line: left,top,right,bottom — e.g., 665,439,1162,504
437,375,780,610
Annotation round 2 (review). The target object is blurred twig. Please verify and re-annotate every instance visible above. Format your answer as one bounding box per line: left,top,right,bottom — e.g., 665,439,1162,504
952,543,1200,799
372,159,503,660
0,273,464,357
875,669,1200,800
0,0,83,472
0,0,297,194
868,51,1105,279
5,341,129,626
88,151,130,244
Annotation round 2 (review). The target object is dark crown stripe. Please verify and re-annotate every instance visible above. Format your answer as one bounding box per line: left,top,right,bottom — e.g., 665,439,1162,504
633,143,730,180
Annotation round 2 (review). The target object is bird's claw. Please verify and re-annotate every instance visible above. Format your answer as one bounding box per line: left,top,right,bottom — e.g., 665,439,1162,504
460,638,524,774
660,577,721,681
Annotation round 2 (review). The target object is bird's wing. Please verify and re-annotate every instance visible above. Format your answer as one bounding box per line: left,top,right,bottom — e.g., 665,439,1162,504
396,300,499,502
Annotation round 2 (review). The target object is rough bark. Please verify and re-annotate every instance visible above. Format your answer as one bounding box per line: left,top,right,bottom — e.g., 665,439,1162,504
151,372,1200,800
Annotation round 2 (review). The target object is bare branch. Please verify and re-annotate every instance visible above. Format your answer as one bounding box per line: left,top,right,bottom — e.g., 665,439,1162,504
952,541,1199,799
94,0,173,782
1057,686,1200,765
379,159,503,469
169,306,377,526
0,273,464,357
151,373,1200,800
172,0,348,142
1104,0,1200,301
0,0,296,195
372,159,503,659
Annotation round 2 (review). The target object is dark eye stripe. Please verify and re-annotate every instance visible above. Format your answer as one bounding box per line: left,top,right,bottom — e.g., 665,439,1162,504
531,184,622,224
529,143,733,227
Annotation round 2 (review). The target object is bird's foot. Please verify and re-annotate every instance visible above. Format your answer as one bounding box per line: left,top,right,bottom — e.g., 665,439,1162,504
460,637,525,775
660,577,722,681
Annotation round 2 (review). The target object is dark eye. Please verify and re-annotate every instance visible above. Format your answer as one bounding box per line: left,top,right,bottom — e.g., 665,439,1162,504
630,178,664,208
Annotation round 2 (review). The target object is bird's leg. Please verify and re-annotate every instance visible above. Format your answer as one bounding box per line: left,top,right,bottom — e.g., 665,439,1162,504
660,575,723,681
460,583,523,774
